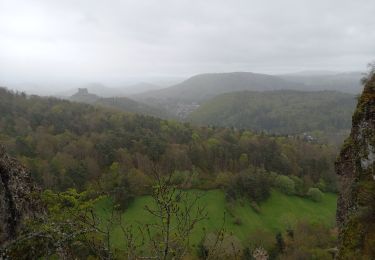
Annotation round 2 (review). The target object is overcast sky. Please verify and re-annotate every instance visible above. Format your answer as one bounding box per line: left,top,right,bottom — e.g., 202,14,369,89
0,0,375,89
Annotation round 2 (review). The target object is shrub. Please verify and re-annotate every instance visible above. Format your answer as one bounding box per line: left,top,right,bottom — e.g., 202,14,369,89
170,170,187,186
250,201,261,214
290,175,304,195
233,217,243,226
279,221,337,259
215,171,233,188
246,229,275,255
225,168,271,203
274,175,296,195
202,233,243,259
225,201,236,217
316,178,327,192
307,188,324,202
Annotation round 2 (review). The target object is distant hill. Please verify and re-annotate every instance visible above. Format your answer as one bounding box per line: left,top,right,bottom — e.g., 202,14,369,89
57,83,127,98
132,71,361,119
278,71,363,94
56,82,163,98
133,71,363,103
95,97,172,118
70,88,171,118
133,72,304,103
189,90,356,136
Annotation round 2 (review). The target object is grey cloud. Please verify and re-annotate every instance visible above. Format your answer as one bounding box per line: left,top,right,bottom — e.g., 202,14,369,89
0,0,374,90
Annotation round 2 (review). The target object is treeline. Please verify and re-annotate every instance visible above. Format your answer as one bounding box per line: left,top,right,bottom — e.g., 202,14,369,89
189,90,355,135
0,87,337,195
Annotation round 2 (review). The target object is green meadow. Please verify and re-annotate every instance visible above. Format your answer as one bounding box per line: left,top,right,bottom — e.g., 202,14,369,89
95,189,337,248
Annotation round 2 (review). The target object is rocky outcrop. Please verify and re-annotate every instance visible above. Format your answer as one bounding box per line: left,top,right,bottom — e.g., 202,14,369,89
336,72,375,259
70,88,100,103
0,146,42,245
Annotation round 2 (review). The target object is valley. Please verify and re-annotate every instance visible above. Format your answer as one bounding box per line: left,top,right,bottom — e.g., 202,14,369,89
1,1,374,258
96,189,337,248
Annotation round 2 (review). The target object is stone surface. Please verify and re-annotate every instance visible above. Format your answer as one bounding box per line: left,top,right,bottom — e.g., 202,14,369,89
336,72,375,258
0,146,42,245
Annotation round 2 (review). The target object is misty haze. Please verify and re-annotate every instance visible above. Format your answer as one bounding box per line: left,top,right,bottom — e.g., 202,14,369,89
0,0,374,259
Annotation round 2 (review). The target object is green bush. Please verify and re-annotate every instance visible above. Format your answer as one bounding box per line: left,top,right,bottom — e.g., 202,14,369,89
250,201,261,214
307,188,324,202
290,176,304,195
170,170,187,186
233,217,243,226
215,171,233,188
225,168,271,203
274,175,295,195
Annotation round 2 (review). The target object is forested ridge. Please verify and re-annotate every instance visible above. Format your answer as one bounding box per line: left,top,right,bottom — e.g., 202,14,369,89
70,88,172,119
190,90,356,135
0,87,337,193
0,86,341,259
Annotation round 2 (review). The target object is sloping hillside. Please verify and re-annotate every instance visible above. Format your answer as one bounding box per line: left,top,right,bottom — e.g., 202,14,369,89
189,90,356,135
279,71,363,94
95,97,172,119
133,72,304,103
70,88,171,118
0,87,337,191
96,189,337,247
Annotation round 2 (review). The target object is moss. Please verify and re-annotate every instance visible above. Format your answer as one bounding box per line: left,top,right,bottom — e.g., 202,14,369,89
336,73,375,258
363,224,375,258
341,137,354,151
338,217,364,259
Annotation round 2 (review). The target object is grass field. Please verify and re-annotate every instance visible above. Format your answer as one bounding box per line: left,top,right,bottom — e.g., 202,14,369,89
95,189,337,248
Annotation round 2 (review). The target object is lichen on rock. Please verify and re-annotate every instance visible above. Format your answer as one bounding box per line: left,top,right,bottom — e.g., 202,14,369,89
0,146,42,245
336,71,375,259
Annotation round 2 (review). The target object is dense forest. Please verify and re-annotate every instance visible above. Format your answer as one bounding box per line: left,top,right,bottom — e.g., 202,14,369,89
0,87,342,259
190,90,355,138
0,87,338,193
1,0,373,258
70,88,171,119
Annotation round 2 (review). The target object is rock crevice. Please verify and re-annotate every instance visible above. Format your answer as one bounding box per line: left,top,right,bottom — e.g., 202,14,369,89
0,146,42,245
336,73,375,258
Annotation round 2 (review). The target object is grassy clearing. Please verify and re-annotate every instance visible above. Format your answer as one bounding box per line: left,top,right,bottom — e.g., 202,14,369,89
95,189,337,248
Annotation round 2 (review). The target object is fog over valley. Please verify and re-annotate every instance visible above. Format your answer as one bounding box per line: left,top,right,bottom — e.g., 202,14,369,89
0,0,374,95
1,1,375,259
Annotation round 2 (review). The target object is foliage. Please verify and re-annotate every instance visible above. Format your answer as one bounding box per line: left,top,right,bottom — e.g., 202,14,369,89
274,175,296,195
200,232,243,260
289,175,305,195
2,189,112,259
0,87,338,192
279,221,337,260
101,189,337,248
307,188,324,202
190,89,355,135
143,174,207,259
361,61,375,85
225,168,271,203
245,229,275,254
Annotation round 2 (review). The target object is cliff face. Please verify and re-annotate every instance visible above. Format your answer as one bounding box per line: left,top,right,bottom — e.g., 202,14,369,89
0,146,42,245
336,73,375,259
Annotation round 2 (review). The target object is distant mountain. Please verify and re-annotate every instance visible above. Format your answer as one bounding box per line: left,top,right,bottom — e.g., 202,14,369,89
133,72,304,103
278,71,363,94
69,88,171,118
132,72,311,119
189,90,356,137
